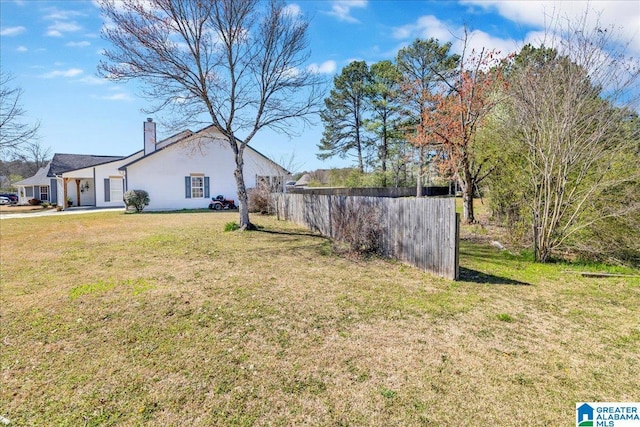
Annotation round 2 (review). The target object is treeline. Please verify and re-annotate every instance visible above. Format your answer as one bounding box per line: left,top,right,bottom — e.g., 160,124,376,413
0,159,42,191
318,19,639,265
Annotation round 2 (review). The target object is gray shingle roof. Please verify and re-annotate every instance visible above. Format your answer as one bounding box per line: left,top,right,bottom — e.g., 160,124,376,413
47,153,125,176
14,163,52,186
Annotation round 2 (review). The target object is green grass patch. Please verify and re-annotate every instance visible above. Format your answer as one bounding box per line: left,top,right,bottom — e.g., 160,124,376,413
496,313,514,322
1,210,638,426
69,278,154,299
224,221,240,232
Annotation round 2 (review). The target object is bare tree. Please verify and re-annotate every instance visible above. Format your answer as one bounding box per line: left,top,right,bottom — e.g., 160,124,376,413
17,139,51,169
0,72,40,159
98,0,322,229
499,12,640,262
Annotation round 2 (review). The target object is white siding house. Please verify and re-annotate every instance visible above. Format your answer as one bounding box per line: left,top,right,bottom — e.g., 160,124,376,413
122,125,286,211
15,120,289,210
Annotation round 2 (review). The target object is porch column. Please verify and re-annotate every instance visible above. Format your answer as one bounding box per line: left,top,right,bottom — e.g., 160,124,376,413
75,179,81,207
63,178,69,210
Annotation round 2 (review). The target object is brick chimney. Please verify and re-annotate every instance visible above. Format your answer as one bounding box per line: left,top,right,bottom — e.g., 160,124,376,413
144,118,156,155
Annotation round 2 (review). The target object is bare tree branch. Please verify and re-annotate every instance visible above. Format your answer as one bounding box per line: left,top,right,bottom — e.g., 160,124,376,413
98,0,323,228
0,72,40,159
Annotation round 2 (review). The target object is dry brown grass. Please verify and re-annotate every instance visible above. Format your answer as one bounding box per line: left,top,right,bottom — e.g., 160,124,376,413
0,205,51,214
1,210,638,426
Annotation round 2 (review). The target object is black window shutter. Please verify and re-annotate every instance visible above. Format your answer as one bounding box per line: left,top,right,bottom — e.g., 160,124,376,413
104,179,110,202
185,176,191,198
204,177,210,198
50,179,57,204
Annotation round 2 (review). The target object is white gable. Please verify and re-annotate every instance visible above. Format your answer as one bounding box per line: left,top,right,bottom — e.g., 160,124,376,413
123,127,288,211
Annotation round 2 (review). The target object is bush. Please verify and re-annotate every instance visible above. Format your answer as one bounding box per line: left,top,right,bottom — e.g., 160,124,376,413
248,183,274,214
331,200,383,256
123,190,150,213
28,198,41,206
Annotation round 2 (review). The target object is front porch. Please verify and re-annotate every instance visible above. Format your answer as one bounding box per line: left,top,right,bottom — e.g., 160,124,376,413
61,177,95,207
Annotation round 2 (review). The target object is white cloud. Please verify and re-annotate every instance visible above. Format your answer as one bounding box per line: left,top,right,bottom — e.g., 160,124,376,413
308,60,337,74
461,0,640,54
16,46,28,52
42,7,85,21
391,15,516,58
327,0,367,23
455,29,519,58
46,21,82,37
284,3,302,18
78,75,108,85
66,41,91,48
40,68,84,78
0,26,26,36
101,93,132,101
393,1,639,61
392,15,454,42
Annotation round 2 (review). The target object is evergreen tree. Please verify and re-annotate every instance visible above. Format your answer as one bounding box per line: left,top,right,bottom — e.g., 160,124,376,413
366,60,403,186
396,39,459,195
317,61,372,173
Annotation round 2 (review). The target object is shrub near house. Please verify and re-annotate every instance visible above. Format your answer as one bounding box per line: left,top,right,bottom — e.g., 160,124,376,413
124,190,150,213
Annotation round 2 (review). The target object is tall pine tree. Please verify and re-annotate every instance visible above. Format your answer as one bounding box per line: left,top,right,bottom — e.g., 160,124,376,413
366,60,403,186
317,61,372,172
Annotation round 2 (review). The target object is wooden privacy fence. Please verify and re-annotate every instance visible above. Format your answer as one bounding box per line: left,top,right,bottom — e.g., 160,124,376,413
273,194,459,280
287,186,451,197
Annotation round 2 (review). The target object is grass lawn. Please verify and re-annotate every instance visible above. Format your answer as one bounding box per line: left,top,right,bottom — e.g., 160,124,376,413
1,210,638,426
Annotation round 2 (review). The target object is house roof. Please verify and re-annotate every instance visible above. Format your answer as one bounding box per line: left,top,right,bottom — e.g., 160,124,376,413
120,124,290,175
47,153,126,176
14,163,52,186
16,124,289,187
295,173,311,186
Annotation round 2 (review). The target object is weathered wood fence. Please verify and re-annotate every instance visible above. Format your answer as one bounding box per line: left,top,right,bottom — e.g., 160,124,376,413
273,194,459,280
287,186,451,197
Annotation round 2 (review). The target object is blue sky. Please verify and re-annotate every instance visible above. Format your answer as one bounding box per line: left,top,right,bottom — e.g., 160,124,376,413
1,0,639,173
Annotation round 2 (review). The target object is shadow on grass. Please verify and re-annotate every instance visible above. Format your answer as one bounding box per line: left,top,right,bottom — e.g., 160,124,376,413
459,239,532,285
256,228,326,239
141,208,236,215
458,267,531,286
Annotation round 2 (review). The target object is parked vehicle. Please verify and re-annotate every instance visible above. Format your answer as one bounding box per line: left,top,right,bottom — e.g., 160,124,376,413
0,196,11,205
0,193,18,204
208,195,237,210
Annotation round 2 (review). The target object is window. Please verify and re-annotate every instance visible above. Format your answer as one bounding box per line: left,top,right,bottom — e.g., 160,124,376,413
110,178,123,202
191,176,204,198
25,187,33,198
185,175,209,199
40,186,49,201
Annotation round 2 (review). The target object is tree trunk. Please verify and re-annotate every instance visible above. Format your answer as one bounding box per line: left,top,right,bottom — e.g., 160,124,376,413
381,121,388,187
461,183,474,224
461,161,475,223
532,210,550,262
416,146,425,197
233,146,255,230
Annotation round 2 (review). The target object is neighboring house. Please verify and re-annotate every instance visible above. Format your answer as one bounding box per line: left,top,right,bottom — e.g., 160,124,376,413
14,154,128,206
15,119,289,210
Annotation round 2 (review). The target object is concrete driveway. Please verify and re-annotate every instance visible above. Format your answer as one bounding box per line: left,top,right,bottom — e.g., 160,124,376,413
0,207,125,220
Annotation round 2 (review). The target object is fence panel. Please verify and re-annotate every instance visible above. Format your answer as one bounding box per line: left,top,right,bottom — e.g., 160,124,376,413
274,194,459,280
